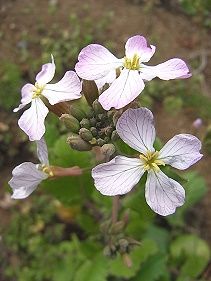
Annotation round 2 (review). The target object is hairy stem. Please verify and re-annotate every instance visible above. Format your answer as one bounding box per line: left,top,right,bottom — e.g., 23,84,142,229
112,195,120,224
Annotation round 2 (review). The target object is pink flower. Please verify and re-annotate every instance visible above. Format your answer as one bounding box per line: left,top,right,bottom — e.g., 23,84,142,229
92,108,202,216
14,55,82,141
9,138,51,199
75,35,191,110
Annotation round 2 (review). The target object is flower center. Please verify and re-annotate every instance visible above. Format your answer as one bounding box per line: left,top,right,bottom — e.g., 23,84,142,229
39,164,54,177
123,54,140,70
139,150,165,172
32,83,45,99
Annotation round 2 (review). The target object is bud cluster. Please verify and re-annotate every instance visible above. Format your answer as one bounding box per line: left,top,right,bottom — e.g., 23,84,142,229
61,99,120,151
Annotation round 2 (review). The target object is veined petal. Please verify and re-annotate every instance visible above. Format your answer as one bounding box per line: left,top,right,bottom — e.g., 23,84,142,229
92,156,144,196
36,54,55,85
95,69,117,90
140,58,191,81
75,44,121,80
36,137,49,165
14,83,35,112
158,134,203,170
145,170,185,216
18,98,49,141
43,71,82,105
9,162,47,199
125,35,156,63
116,107,156,154
99,69,145,110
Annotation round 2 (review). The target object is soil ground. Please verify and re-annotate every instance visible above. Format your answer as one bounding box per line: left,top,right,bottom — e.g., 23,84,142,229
1,0,211,243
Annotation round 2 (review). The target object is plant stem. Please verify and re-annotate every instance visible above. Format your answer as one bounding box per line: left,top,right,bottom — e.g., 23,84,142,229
112,195,119,224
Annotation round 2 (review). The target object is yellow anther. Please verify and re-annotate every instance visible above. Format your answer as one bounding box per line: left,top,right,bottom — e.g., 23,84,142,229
124,53,140,70
139,150,165,172
32,83,45,99
40,164,54,177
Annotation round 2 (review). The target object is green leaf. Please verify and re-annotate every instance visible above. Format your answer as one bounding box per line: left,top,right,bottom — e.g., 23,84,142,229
170,234,210,279
167,172,207,227
42,135,93,204
109,239,157,279
74,253,108,281
132,254,169,281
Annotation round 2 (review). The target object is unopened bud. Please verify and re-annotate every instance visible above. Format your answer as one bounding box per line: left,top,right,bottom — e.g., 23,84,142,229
97,138,106,146
97,113,105,121
67,134,92,151
79,128,93,142
82,80,99,106
90,117,97,127
111,130,119,141
101,144,116,158
192,118,203,129
92,99,105,114
119,239,129,254
86,107,95,119
69,104,86,121
107,110,115,119
60,114,80,133
90,127,97,137
110,221,124,234
105,126,113,137
80,118,90,129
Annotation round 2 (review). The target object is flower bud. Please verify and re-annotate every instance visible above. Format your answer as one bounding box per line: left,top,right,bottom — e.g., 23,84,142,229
192,118,203,129
97,138,106,146
90,117,97,127
97,113,105,121
90,127,98,137
67,134,92,151
110,221,124,234
69,104,86,121
92,99,105,114
79,128,93,142
101,144,116,158
60,114,80,133
82,80,99,106
80,118,91,129
86,107,95,119
118,238,129,254
111,130,119,141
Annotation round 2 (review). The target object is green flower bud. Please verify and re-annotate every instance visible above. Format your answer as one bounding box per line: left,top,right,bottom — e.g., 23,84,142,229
90,117,97,127
80,118,90,129
92,99,105,114
90,127,97,137
118,239,129,254
69,104,86,121
79,128,93,142
97,138,106,146
110,221,124,234
82,80,99,106
105,126,113,137
86,107,95,119
67,134,92,151
97,113,105,121
101,144,116,158
111,130,119,141
60,114,80,133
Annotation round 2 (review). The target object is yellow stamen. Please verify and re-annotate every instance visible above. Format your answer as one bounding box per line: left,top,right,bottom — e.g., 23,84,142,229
139,150,165,172
124,53,140,70
40,164,54,177
32,83,45,99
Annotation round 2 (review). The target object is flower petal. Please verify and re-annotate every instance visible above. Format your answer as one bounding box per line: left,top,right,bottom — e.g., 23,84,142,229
95,69,117,90
158,134,203,170
18,98,49,141
99,69,145,110
75,44,121,80
141,58,191,81
92,156,144,196
14,83,35,112
42,71,82,105
145,170,185,216
9,162,47,199
36,137,49,165
125,35,156,63
36,55,55,85
116,107,156,154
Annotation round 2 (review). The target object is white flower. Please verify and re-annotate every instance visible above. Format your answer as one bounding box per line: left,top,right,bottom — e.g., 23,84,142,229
75,35,191,110
92,108,203,216
9,138,52,199
14,55,82,141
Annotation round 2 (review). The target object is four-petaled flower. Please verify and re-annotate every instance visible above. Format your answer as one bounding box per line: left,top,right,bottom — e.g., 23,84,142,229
14,55,82,141
92,108,202,216
75,35,191,110
9,138,52,199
